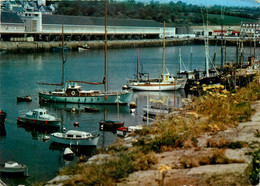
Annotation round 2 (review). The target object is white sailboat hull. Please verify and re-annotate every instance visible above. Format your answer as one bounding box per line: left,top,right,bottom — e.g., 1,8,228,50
50,134,100,146
127,83,182,91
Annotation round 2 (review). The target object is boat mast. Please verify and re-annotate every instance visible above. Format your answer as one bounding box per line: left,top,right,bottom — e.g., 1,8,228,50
61,24,65,88
104,0,108,93
162,21,166,77
202,7,209,77
136,48,139,82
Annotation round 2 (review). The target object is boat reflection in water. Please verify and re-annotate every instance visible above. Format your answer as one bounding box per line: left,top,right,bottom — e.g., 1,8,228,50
131,89,186,120
17,122,59,141
0,123,6,138
39,102,130,114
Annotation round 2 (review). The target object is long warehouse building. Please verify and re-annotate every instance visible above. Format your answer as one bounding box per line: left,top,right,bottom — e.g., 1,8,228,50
0,11,176,41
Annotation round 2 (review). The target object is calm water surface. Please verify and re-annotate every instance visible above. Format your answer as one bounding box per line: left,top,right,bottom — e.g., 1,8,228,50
0,44,258,185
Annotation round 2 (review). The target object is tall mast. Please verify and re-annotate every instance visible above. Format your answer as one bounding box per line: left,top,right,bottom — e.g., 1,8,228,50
162,21,165,76
104,0,108,93
136,48,139,82
61,24,65,88
220,6,225,72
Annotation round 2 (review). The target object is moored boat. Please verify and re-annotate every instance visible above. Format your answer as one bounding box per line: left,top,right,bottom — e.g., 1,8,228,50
17,108,61,128
50,130,100,146
52,44,69,52
124,23,186,91
0,110,6,123
99,120,124,131
78,44,90,52
84,106,99,112
116,125,143,137
39,83,132,105
0,161,27,175
63,147,74,160
17,95,32,102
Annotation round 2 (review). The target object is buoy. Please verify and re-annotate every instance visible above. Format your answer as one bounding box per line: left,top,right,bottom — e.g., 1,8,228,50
130,109,136,114
129,102,137,108
71,108,76,112
63,127,66,132
73,122,79,127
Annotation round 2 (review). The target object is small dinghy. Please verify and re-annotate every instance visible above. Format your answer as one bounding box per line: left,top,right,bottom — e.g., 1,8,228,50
84,107,99,113
17,96,32,102
99,120,124,132
116,125,143,137
43,135,50,141
0,161,27,176
63,148,74,160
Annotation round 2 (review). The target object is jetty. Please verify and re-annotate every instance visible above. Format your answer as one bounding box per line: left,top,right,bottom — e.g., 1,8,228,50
0,37,259,53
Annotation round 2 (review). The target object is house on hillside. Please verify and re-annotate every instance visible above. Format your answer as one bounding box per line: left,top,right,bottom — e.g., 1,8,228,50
240,22,260,37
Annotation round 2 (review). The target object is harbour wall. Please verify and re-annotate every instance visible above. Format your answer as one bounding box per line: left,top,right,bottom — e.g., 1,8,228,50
0,38,259,53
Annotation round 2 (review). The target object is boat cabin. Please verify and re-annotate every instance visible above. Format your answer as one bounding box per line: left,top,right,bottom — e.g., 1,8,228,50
4,161,19,168
66,84,82,96
26,108,48,119
65,83,101,97
65,130,93,138
162,73,175,82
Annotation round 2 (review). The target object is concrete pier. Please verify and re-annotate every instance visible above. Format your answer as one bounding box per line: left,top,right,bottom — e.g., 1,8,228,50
0,38,259,53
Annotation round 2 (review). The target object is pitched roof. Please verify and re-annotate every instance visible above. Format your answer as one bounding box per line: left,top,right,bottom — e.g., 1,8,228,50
1,11,23,23
42,15,161,27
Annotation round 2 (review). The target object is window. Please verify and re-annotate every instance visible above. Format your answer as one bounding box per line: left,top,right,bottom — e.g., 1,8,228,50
40,112,43,115
67,134,73,137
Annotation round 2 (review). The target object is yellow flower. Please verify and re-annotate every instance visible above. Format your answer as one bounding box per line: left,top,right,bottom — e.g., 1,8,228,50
158,164,171,174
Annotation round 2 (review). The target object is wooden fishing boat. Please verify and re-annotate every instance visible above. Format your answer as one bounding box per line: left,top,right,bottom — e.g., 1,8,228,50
17,108,61,128
50,130,100,146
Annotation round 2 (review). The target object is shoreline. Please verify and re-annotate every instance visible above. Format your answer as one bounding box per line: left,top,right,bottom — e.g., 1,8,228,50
46,70,260,185
0,38,259,53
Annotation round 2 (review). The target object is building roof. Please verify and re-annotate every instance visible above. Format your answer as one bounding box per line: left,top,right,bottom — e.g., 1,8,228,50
42,14,161,27
12,6,24,12
1,11,23,23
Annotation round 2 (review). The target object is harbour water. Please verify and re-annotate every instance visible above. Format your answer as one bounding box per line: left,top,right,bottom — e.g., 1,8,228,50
0,45,258,185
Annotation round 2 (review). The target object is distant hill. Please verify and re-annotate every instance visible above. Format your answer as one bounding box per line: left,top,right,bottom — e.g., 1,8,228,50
54,1,260,26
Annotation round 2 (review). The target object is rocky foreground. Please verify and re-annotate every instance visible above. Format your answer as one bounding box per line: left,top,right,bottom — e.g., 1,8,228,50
47,99,260,186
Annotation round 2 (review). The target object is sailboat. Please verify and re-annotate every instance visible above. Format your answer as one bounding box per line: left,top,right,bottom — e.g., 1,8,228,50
38,6,131,105
124,22,186,91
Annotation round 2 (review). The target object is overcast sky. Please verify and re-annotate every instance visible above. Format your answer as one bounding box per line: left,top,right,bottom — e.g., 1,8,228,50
138,0,260,7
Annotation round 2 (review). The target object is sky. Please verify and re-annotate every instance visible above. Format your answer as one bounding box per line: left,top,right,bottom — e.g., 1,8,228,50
138,0,260,7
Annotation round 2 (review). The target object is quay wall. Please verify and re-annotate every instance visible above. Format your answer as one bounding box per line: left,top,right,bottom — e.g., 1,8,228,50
0,38,259,53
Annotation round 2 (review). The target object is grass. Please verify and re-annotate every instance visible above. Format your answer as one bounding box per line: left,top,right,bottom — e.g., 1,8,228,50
208,13,258,25
249,150,260,185
207,138,247,149
57,72,259,185
59,148,158,185
180,149,245,168
133,73,260,153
